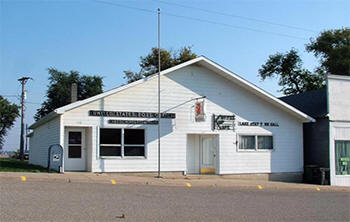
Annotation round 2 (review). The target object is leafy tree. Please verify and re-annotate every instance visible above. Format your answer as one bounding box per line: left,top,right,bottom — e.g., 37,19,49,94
35,68,103,120
259,49,325,95
0,95,19,150
259,28,349,95
306,28,350,76
124,46,197,83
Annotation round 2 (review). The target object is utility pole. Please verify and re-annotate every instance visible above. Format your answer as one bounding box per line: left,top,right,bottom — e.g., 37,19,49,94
25,124,28,153
18,77,32,161
157,8,162,178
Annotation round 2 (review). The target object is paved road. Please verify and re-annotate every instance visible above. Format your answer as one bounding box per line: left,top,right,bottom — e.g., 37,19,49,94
0,179,349,222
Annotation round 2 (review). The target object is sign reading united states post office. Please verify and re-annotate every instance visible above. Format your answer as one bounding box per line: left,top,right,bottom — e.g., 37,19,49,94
89,110,176,119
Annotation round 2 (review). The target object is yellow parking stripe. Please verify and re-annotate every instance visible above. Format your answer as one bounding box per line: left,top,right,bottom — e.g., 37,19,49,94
20,176,26,181
110,179,117,184
316,187,321,191
257,185,263,190
186,182,192,187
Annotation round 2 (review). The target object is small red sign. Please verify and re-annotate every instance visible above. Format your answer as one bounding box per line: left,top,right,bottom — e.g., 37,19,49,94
195,102,202,115
195,101,205,122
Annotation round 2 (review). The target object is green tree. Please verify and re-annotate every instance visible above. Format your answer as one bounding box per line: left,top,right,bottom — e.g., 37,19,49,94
35,68,103,120
259,28,349,95
0,95,19,150
124,46,197,83
259,49,325,95
306,28,350,76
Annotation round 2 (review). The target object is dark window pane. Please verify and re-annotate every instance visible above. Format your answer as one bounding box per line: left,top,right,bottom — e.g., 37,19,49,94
124,146,145,156
124,129,145,144
258,136,273,149
100,129,121,144
69,132,81,144
239,136,255,149
100,146,121,156
69,146,81,158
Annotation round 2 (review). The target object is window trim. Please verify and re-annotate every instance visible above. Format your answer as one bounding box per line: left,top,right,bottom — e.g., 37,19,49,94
237,134,274,152
99,127,146,159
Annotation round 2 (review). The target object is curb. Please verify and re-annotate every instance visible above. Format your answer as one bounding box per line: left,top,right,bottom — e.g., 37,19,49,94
1,172,349,192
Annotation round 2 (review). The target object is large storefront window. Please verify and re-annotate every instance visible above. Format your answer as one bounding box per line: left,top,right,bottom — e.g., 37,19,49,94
124,129,145,156
239,135,273,150
100,129,121,156
100,128,145,157
335,141,350,175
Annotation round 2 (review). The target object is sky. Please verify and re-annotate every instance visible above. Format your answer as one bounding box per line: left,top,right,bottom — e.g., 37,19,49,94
1,0,349,151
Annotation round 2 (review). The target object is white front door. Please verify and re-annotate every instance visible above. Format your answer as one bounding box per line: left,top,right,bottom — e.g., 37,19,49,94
200,135,216,174
64,128,86,171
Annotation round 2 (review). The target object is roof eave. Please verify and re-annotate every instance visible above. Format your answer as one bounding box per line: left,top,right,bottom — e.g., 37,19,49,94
29,111,59,129
197,56,315,123
51,55,314,123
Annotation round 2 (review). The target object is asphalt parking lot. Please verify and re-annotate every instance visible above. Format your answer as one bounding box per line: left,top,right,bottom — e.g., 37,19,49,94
1,179,349,222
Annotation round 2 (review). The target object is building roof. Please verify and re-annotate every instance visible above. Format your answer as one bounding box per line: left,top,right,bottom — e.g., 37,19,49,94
30,56,315,129
279,88,328,118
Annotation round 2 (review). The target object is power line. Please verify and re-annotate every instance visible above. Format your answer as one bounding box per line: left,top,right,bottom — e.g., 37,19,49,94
94,0,308,41
95,0,155,13
163,12,307,40
154,0,317,33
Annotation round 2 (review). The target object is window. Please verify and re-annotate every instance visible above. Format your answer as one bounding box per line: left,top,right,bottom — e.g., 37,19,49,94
69,146,82,158
335,141,350,175
239,135,273,150
124,129,145,156
99,128,145,157
69,132,81,144
100,129,121,156
239,136,255,150
258,136,273,150
68,132,82,158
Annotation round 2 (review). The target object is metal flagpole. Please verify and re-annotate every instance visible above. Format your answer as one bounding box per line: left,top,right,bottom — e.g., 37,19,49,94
157,8,162,178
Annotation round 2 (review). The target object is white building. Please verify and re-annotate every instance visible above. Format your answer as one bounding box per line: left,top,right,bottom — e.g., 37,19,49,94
28,56,314,181
328,75,350,186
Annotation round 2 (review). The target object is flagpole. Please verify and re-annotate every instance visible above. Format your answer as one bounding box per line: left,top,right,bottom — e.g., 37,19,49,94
157,8,162,178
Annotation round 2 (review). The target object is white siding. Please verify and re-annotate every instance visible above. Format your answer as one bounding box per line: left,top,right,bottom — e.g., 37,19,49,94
328,75,350,121
29,116,61,167
61,65,304,174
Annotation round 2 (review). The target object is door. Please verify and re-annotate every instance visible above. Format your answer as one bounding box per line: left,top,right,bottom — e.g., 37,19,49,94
64,128,86,171
200,135,216,174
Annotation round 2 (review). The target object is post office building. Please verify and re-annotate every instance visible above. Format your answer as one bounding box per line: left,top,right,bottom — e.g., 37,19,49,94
28,56,314,181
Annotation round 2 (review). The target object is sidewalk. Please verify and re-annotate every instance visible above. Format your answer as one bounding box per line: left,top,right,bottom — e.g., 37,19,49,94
1,171,349,192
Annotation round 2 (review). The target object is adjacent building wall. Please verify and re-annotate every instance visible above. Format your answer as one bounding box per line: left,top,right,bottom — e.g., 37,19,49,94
29,116,61,167
303,117,329,167
279,89,328,179
61,64,305,175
